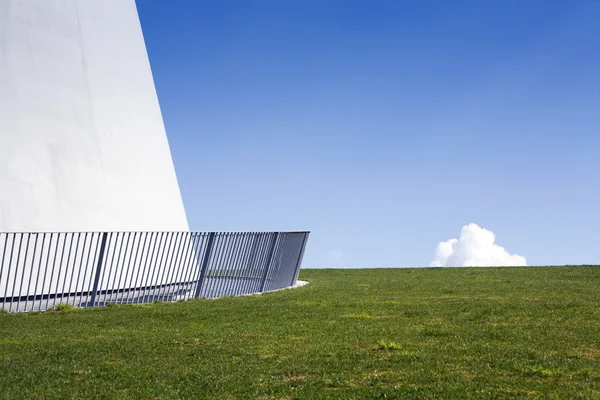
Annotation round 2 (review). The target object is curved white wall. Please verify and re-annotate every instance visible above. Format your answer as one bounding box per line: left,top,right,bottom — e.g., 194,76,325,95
0,0,188,232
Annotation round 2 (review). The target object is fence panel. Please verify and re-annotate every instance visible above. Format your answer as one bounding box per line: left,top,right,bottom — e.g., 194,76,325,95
0,231,309,312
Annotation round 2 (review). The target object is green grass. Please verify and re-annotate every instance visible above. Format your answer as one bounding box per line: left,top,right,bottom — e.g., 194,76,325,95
1,267,599,399
377,340,402,351
53,303,76,312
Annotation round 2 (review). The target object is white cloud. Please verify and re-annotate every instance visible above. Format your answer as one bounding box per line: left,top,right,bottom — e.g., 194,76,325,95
430,223,527,267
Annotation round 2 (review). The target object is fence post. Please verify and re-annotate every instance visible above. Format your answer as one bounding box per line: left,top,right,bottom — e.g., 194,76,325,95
290,232,309,287
259,233,279,293
89,232,108,307
194,232,215,299
243,234,259,277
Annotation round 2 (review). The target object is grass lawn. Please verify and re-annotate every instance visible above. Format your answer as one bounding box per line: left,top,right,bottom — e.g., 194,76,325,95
1,267,599,399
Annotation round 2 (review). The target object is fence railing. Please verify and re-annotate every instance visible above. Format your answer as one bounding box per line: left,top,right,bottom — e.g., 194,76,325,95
0,231,309,313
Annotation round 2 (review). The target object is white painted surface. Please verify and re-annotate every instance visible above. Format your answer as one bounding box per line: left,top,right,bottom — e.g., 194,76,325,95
0,0,188,232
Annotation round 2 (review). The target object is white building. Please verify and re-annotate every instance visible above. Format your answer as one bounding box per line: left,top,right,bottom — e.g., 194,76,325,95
0,0,189,232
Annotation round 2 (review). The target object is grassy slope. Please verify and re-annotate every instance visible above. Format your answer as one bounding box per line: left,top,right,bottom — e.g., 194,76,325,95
1,267,599,399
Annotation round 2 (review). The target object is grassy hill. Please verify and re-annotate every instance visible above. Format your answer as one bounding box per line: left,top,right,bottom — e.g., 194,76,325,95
1,267,599,399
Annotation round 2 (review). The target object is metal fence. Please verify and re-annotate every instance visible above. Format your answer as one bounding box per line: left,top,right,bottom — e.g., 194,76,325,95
0,231,309,313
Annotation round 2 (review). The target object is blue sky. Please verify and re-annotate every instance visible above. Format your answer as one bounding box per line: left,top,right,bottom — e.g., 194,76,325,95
136,0,600,268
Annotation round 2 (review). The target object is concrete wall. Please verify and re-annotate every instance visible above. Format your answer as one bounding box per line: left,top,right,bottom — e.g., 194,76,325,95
0,0,189,232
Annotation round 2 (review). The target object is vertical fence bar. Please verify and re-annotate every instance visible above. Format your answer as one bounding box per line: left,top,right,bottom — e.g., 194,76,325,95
74,233,89,307
45,233,62,310
59,233,75,304
239,233,257,294
263,233,281,293
128,232,148,304
289,234,305,285
122,232,137,303
203,233,222,298
89,232,109,307
2,234,17,311
161,232,182,301
153,232,174,302
250,234,268,294
140,232,160,303
36,233,54,311
291,232,309,286
246,233,263,294
57,233,71,303
153,232,171,302
226,233,244,296
204,233,225,298
259,233,279,293
174,232,193,297
115,232,133,304
147,232,168,302
30,234,46,310
0,234,9,311
158,232,182,302
269,233,288,291
123,232,137,303
120,232,137,304
179,233,199,299
277,233,291,290
213,233,230,297
285,234,304,286
168,232,187,300
138,232,156,303
221,233,238,296
177,233,199,299
216,233,237,297
216,233,232,296
83,233,102,308
23,233,40,312
279,234,294,289
227,233,248,296
9,233,27,312
98,232,115,305
274,234,289,290
230,233,249,296
107,232,125,303
185,233,206,297
244,234,259,279
285,234,301,289
234,234,251,293
103,232,118,303
194,232,215,299
100,232,118,305
172,232,193,299
66,233,82,306
167,232,187,299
